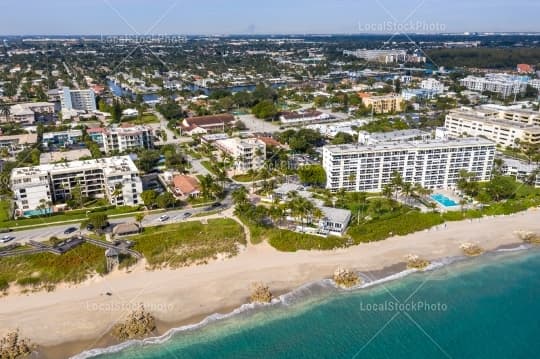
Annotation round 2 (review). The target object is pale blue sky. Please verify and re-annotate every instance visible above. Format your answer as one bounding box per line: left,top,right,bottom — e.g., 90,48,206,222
1,0,539,35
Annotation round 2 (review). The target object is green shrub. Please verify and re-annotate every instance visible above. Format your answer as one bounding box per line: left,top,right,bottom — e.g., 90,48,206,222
16,277,41,286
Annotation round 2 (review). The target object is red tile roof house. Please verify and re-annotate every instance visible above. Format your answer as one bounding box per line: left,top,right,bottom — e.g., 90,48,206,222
173,175,201,198
179,114,236,136
517,64,535,74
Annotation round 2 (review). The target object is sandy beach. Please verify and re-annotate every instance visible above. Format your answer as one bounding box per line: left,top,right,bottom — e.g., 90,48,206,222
1,209,539,358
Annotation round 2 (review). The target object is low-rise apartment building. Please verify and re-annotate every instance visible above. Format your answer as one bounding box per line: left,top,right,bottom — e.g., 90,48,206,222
279,110,332,125
323,138,495,193
445,108,540,147
11,156,143,215
9,102,55,125
42,130,83,149
214,138,266,173
86,125,153,153
0,134,37,154
180,114,236,136
359,93,403,114
500,157,540,187
459,74,529,97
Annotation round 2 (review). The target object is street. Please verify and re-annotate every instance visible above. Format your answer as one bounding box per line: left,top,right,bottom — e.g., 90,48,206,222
1,194,233,246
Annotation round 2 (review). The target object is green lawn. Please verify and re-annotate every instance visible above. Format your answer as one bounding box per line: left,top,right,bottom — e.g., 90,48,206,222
237,215,349,251
232,174,255,182
347,193,540,244
0,200,10,222
122,113,159,125
0,205,141,229
201,161,219,175
132,219,245,269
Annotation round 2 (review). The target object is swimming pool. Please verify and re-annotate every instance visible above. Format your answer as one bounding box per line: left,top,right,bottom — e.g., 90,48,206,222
23,208,52,217
431,194,458,207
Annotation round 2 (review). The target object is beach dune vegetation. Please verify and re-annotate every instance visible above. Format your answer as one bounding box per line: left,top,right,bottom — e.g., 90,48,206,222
132,219,245,269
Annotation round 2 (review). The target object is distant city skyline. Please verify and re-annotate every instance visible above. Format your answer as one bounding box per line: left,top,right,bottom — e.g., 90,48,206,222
0,0,539,35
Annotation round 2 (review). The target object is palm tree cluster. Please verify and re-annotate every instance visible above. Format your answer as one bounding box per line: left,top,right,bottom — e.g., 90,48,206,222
284,191,323,232
382,171,433,205
199,174,222,200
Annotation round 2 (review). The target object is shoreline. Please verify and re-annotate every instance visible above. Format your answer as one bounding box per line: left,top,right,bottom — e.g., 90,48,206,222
1,209,539,358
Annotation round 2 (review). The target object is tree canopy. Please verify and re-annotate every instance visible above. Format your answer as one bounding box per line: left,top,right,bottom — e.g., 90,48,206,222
298,165,327,187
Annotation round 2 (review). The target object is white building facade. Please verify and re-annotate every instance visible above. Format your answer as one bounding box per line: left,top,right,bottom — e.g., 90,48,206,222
323,138,495,193
102,125,154,153
61,87,97,112
445,108,540,148
11,156,143,215
459,74,529,98
215,138,266,173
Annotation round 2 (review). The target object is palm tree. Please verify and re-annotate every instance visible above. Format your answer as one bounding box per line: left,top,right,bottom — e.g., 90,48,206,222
492,158,504,177
232,186,249,205
200,174,215,200
0,101,10,123
402,182,413,205
135,213,145,230
37,198,48,216
311,207,324,231
382,184,393,199
269,205,284,228
111,183,123,204
390,171,403,200
459,199,467,213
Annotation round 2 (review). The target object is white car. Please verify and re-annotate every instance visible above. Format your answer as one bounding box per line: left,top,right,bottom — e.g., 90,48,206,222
158,215,170,222
0,235,15,243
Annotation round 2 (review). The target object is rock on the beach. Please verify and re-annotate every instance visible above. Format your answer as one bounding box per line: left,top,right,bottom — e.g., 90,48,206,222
111,304,156,340
333,267,361,288
0,330,33,359
250,283,273,303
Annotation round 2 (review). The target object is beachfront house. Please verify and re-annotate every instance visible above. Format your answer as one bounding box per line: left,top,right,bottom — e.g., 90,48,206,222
271,184,352,237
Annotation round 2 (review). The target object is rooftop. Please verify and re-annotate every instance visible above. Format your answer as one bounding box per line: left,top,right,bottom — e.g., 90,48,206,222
173,175,200,195
11,156,139,178
320,206,352,225
325,137,495,155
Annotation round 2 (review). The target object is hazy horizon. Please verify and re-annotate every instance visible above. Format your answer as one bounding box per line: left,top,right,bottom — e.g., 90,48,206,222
1,0,539,36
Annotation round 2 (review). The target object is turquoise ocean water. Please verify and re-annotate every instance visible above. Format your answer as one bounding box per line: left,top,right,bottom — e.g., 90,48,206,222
79,247,540,359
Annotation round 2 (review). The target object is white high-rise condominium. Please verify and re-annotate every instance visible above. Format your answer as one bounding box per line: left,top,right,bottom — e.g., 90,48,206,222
61,87,97,112
323,138,495,193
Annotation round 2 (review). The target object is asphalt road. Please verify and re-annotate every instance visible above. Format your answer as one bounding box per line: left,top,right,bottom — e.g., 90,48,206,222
1,196,233,246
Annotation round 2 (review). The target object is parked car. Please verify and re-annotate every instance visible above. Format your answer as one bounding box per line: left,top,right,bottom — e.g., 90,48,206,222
64,227,78,235
183,212,192,218
86,223,95,231
159,215,170,222
0,235,15,243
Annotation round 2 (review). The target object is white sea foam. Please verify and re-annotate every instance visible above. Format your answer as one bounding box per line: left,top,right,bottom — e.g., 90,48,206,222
496,244,530,253
70,302,270,359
